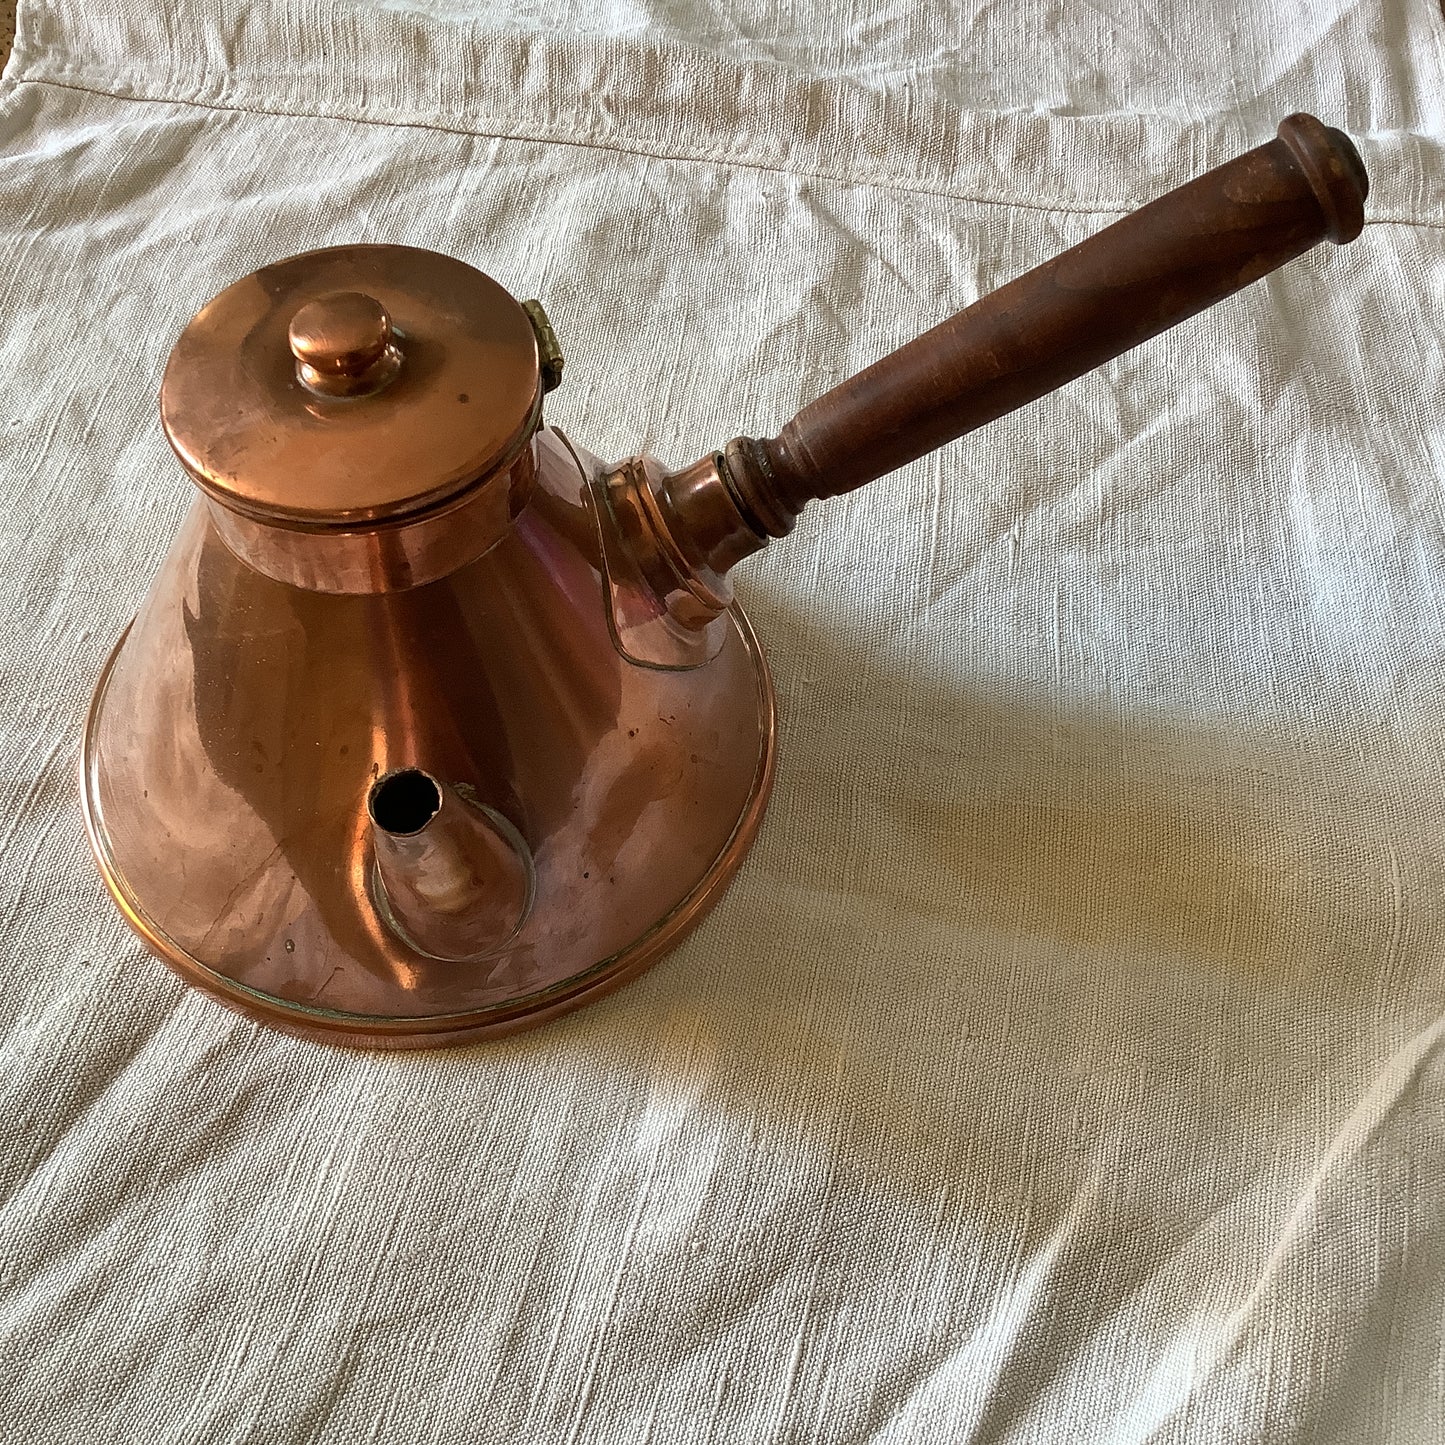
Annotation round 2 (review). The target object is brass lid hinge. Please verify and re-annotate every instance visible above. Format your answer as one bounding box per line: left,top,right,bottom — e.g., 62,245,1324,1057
522,299,565,393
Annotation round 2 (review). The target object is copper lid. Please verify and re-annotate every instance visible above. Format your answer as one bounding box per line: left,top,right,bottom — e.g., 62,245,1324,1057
160,245,542,527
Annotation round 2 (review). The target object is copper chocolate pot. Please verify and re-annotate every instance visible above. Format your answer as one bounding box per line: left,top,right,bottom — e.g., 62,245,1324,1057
82,115,1369,1047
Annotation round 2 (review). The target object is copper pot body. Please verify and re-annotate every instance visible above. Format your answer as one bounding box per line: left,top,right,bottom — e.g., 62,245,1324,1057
81,118,1370,1046
83,429,776,1047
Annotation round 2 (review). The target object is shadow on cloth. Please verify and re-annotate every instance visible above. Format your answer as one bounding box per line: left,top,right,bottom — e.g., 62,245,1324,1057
517,586,1439,1363
276,582,1440,1437
72,568,1440,1443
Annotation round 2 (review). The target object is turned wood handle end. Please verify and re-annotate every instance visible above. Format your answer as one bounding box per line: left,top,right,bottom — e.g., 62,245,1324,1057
1276,113,1368,244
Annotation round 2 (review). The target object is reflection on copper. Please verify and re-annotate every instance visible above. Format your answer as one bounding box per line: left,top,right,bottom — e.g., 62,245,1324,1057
83,429,776,1046
288,291,404,399
203,437,537,594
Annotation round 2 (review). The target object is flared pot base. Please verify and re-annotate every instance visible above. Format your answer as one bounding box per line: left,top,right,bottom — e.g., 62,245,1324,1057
80,433,777,1049
82,610,776,1049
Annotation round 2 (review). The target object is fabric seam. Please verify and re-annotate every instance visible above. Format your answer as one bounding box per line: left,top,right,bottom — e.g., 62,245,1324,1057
10,72,1439,228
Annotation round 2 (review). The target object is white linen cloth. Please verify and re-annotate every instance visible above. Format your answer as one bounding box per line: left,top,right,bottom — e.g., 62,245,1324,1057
2,1,1443,1439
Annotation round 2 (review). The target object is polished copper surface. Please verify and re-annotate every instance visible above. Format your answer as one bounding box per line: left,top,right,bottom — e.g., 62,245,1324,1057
83,431,777,1047
368,769,534,962
288,291,403,398
201,433,537,594
161,244,541,525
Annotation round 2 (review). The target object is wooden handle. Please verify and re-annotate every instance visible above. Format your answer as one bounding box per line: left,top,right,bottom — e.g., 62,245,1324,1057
722,114,1368,537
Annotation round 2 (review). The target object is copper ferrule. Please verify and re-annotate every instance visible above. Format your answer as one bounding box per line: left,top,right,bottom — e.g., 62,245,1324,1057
601,451,768,634
203,436,538,594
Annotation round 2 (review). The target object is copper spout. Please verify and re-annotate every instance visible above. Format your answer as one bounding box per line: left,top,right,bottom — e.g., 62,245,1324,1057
368,769,533,962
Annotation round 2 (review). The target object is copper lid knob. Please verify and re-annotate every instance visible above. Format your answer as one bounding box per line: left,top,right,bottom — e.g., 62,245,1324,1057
288,290,403,397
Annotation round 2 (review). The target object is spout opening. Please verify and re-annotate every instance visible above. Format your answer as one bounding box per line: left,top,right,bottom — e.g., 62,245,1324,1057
369,769,442,836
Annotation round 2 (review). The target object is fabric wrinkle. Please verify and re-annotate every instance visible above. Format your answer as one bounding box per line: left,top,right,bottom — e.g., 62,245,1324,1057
2,0,1444,1441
